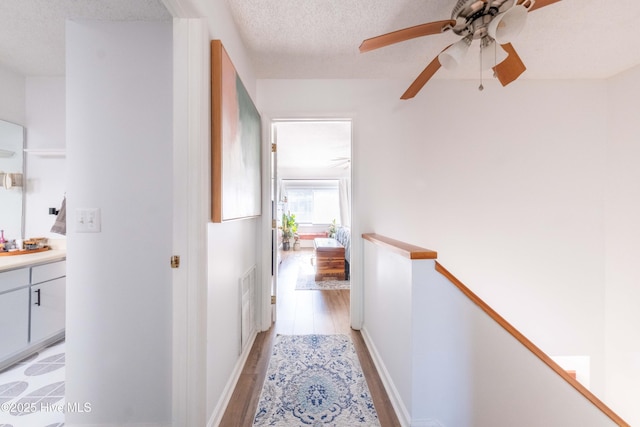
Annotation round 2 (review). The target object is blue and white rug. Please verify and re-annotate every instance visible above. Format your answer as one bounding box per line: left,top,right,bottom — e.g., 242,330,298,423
253,334,380,426
295,274,350,291
294,256,350,291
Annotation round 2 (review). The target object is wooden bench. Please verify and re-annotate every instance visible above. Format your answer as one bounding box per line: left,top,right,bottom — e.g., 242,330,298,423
313,238,345,281
297,232,328,240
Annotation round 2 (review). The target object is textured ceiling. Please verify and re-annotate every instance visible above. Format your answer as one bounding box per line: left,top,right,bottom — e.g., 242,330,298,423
227,0,640,80
3,0,636,172
0,0,171,76
2,0,639,81
276,121,351,172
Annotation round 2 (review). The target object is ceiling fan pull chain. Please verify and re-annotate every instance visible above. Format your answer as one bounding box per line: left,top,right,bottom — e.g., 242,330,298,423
479,40,484,91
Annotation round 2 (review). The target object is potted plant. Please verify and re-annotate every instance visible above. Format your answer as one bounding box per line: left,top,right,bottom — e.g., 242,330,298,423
328,219,337,238
281,211,298,251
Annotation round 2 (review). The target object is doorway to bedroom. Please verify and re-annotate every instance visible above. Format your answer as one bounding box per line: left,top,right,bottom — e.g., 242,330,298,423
270,119,352,332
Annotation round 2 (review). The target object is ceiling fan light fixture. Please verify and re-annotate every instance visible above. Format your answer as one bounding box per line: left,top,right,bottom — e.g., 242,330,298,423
488,4,529,44
358,0,561,98
480,38,509,69
438,36,472,70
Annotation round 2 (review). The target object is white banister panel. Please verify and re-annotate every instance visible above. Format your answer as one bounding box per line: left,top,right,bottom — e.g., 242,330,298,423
361,236,622,427
362,239,414,423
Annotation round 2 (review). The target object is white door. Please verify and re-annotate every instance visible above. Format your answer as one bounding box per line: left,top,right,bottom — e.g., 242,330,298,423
271,125,279,323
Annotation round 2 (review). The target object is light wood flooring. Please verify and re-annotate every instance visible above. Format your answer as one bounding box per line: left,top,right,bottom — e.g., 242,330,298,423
219,248,401,426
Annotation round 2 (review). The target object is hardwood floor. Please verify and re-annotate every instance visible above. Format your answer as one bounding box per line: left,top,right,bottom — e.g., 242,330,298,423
218,248,401,427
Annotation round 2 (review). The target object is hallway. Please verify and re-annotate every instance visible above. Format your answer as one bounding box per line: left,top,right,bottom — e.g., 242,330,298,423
219,248,400,426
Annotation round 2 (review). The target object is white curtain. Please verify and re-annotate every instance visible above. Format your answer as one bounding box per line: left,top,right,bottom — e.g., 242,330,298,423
339,178,351,227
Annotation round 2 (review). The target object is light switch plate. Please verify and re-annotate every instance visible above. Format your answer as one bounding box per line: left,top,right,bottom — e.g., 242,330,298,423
76,208,101,233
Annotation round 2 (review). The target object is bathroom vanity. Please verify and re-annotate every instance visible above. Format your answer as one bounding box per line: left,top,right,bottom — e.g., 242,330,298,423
1,117,67,369
0,250,66,370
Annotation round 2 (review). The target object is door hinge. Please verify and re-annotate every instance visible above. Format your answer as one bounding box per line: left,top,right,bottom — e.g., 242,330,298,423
271,295,276,304
271,143,277,153
171,255,180,269
272,219,277,229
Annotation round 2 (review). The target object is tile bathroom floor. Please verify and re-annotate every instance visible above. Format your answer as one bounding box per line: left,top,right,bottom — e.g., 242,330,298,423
0,340,65,427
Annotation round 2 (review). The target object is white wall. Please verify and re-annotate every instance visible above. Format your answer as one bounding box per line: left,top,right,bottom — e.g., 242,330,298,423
206,219,259,418
257,77,613,407
24,77,66,239
0,73,65,243
190,0,256,94
362,241,413,422
65,20,173,426
362,240,618,426
183,0,264,423
604,64,640,426
0,65,25,125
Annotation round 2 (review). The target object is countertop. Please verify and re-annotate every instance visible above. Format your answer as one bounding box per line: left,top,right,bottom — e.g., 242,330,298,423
0,249,67,272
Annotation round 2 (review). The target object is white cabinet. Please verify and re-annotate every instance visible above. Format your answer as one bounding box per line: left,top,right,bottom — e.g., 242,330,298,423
31,260,66,286
0,258,65,368
30,261,66,344
0,287,30,361
31,277,66,343
0,267,30,293
0,267,30,361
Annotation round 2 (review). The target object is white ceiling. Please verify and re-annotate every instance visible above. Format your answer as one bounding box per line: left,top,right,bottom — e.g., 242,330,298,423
0,0,171,76
227,0,640,81
2,0,640,81
2,0,638,172
276,121,351,173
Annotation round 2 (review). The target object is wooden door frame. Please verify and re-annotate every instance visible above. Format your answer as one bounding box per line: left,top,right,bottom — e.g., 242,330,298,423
170,14,208,427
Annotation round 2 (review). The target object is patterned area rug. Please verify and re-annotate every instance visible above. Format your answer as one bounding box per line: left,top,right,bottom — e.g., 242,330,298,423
295,274,350,291
293,252,350,290
253,334,380,426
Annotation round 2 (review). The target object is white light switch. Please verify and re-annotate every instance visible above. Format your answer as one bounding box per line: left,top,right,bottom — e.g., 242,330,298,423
76,208,101,233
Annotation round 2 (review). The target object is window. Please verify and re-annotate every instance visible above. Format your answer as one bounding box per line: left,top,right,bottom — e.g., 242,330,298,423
284,180,340,225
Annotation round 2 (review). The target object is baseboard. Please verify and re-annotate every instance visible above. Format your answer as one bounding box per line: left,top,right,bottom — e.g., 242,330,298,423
0,332,65,371
206,329,258,427
361,327,412,427
411,419,446,427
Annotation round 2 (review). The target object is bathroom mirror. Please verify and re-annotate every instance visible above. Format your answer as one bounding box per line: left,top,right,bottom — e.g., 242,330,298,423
0,119,25,241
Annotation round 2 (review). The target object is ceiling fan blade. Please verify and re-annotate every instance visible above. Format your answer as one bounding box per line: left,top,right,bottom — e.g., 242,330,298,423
518,0,561,12
359,20,456,53
400,50,447,100
492,43,526,86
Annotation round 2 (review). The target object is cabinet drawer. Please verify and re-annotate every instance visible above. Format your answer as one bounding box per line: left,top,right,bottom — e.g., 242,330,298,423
31,260,66,284
0,268,30,294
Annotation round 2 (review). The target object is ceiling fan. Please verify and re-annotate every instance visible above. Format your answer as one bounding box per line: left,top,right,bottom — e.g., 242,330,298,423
359,0,562,99
329,156,351,169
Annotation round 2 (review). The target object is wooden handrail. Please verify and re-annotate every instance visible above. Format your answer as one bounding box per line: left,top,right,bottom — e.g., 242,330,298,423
362,233,437,260
362,232,629,426
434,262,630,427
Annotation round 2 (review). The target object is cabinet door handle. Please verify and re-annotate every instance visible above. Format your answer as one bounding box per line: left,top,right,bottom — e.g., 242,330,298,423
34,289,41,306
